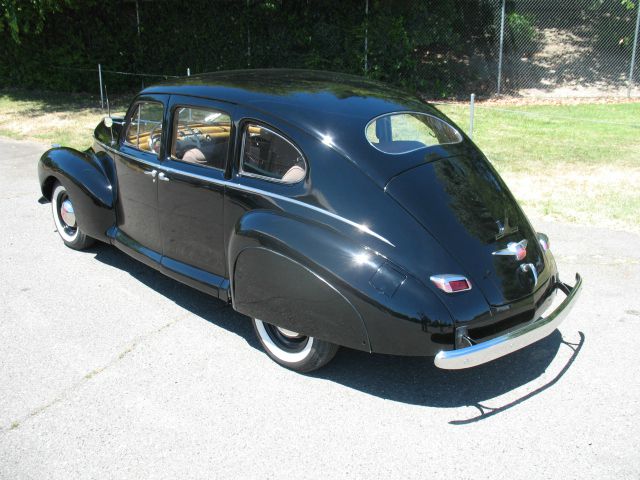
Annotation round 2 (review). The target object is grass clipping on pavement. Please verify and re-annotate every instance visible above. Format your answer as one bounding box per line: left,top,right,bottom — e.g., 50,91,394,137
1,89,638,232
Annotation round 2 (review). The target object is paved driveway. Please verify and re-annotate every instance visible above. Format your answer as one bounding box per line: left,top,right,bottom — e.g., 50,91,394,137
0,137,638,479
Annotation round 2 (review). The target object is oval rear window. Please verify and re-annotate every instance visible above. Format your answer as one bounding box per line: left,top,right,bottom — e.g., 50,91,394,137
365,112,462,155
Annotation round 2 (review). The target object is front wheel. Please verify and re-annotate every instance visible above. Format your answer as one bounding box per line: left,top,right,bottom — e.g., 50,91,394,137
252,319,339,372
51,182,95,250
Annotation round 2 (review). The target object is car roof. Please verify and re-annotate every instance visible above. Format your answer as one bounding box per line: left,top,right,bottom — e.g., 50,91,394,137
141,68,437,135
141,69,459,185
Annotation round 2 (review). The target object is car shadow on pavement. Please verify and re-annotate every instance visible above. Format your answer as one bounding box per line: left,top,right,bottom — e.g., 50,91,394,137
90,242,584,423
316,331,584,424
90,243,258,346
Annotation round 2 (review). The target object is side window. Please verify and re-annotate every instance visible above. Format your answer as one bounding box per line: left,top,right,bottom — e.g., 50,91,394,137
240,124,306,183
171,107,231,170
125,102,164,154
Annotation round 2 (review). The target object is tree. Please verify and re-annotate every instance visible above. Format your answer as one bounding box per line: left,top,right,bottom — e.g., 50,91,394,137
0,0,76,43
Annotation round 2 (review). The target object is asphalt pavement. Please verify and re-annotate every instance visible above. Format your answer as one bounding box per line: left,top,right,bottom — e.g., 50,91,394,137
0,137,638,479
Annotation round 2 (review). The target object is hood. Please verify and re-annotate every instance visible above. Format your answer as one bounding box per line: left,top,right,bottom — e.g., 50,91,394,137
385,154,549,305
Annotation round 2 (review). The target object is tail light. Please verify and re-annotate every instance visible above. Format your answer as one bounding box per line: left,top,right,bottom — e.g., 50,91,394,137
430,274,472,293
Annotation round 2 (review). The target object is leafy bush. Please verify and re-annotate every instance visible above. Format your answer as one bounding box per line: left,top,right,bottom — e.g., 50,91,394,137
0,0,498,97
507,12,539,54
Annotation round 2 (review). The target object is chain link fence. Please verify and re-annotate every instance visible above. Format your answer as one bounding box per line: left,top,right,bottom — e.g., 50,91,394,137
490,0,640,97
242,0,640,98
395,0,640,98
2,0,638,99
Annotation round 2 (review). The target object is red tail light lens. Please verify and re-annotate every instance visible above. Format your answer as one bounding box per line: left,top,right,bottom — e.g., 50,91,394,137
449,279,471,291
430,274,472,293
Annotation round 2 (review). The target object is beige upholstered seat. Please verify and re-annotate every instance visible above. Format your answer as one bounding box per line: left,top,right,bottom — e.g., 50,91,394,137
281,165,305,183
182,148,206,165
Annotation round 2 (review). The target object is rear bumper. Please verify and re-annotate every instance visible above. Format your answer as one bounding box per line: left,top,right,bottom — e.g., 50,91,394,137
434,273,582,369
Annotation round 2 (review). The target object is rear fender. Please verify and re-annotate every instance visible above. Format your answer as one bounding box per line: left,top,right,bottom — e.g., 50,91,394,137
38,147,116,242
228,210,455,355
229,210,378,351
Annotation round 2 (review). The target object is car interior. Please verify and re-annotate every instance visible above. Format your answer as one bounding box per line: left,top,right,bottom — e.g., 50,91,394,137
172,108,232,170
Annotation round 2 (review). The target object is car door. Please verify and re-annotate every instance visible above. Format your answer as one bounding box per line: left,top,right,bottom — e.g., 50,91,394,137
156,95,234,294
113,95,168,260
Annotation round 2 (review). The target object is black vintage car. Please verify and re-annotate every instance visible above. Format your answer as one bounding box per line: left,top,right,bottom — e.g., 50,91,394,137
38,69,581,372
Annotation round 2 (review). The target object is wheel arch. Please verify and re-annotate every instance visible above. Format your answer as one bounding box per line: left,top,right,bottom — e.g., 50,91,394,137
228,210,374,352
38,146,117,242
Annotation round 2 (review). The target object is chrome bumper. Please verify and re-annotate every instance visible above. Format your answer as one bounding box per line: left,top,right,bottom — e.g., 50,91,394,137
434,273,582,370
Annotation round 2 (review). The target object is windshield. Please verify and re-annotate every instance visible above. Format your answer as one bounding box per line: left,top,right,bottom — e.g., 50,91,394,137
365,112,462,155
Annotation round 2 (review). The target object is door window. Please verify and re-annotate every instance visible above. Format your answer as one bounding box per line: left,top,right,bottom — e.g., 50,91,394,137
171,107,231,170
240,124,306,183
125,102,164,154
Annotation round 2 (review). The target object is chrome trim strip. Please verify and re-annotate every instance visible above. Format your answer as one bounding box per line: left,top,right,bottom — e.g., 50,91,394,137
434,273,582,370
95,139,394,247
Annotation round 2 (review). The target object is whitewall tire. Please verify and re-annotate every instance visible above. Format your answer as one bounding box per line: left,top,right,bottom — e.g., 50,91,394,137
51,182,94,250
252,318,339,372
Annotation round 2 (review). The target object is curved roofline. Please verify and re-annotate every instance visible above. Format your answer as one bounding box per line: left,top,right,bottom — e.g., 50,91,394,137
140,69,460,188
141,68,435,115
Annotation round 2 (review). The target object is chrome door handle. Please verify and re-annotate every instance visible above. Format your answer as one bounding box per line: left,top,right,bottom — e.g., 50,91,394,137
157,172,170,182
144,169,158,178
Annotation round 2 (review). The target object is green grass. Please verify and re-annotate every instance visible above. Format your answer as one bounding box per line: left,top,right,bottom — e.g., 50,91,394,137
438,102,640,231
0,89,129,150
1,89,638,231
439,103,640,170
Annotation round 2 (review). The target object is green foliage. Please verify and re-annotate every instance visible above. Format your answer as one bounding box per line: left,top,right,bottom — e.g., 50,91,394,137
620,0,636,8
0,0,78,42
506,12,539,53
0,0,499,97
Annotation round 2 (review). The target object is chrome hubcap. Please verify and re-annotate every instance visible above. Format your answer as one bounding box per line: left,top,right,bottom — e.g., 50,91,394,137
275,326,302,339
60,199,76,227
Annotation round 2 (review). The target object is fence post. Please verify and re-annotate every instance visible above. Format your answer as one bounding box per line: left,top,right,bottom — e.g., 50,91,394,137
497,0,506,95
469,93,476,139
98,64,104,110
364,0,369,74
628,1,640,98
247,0,251,68
135,0,141,38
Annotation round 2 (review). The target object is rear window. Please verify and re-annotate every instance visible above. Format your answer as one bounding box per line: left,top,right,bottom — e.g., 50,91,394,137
365,112,462,155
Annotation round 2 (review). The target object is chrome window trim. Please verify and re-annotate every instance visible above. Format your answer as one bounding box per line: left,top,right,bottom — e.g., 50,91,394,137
95,139,393,247
170,104,231,172
239,123,307,184
364,111,463,156
123,100,164,153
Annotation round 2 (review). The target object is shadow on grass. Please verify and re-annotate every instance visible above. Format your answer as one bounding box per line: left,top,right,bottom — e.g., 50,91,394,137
0,88,131,117
85,240,582,421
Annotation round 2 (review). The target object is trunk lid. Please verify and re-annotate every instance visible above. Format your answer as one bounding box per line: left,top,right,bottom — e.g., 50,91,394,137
385,154,548,305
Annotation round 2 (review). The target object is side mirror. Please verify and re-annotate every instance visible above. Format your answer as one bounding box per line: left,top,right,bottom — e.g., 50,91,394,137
104,116,113,128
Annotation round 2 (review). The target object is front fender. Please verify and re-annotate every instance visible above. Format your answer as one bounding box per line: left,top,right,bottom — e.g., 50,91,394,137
228,210,455,355
38,147,116,242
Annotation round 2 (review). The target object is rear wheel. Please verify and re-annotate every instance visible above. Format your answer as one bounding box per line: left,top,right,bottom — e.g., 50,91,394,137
51,182,94,250
252,318,339,372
